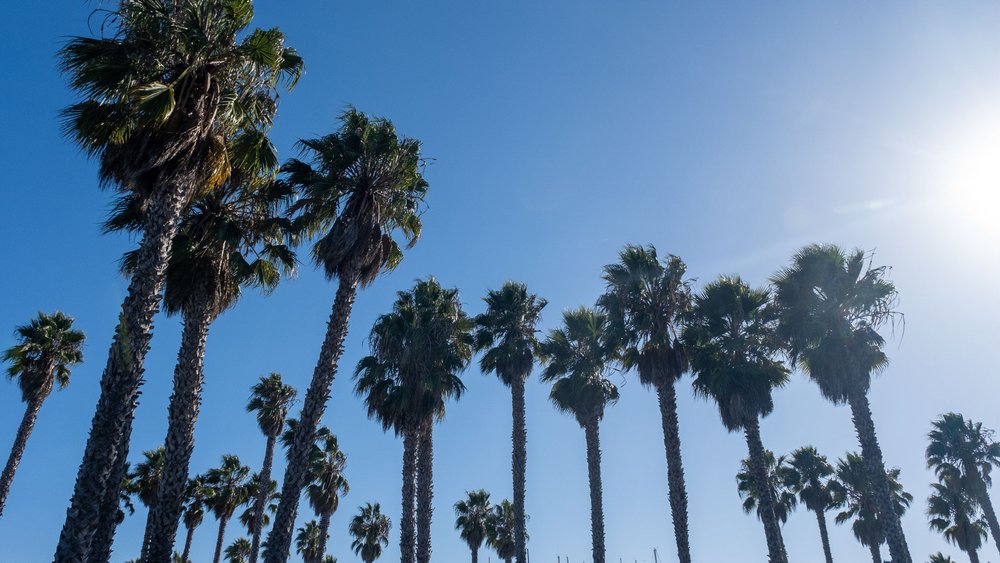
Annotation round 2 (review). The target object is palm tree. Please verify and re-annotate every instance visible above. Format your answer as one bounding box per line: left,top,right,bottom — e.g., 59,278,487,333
539,307,619,563
56,2,302,556
266,109,428,562
831,452,912,563
682,276,790,563
354,278,471,563
225,538,253,563
928,475,988,563
929,553,958,563
737,451,797,525
0,311,84,517
455,490,492,563
134,446,167,555
296,520,325,563
180,476,211,563
486,499,522,563
772,244,911,563
783,446,838,563
350,503,391,563
597,245,692,563
927,413,1000,559
305,430,350,561
244,374,297,562
473,282,546,563
206,455,252,563
240,473,279,548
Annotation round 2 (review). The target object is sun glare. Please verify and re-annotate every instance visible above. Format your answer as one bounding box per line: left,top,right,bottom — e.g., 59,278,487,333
936,122,1000,245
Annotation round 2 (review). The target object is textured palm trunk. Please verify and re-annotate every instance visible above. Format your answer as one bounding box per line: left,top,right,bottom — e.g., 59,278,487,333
319,510,332,560
144,298,213,563
868,542,881,563
55,178,190,562
416,421,434,563
814,507,834,563
249,434,278,563
510,377,528,563
400,427,418,563
181,524,196,562
141,506,157,557
655,380,690,563
214,517,229,563
846,390,911,563
0,397,43,518
583,418,606,563
968,547,980,563
87,419,135,563
264,276,359,563
743,418,788,563
470,545,479,563
966,466,1000,560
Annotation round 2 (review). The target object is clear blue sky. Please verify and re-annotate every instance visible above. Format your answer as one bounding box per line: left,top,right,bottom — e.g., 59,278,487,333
2,1,999,561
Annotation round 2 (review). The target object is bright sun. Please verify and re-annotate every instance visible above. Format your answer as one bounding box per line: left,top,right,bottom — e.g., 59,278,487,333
937,123,1000,245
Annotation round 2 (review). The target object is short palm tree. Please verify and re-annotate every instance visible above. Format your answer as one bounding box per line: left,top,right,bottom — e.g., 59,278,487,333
473,282,546,563
598,245,692,563
206,455,252,563
539,307,619,563
737,451,797,525
486,499,522,563
134,446,167,555
682,276,790,563
56,2,302,556
350,503,391,563
455,490,492,563
180,476,211,563
783,446,837,563
305,430,350,561
772,244,911,563
225,537,253,563
927,413,1000,559
245,374,297,562
928,474,988,563
266,109,427,562
929,553,958,563
296,520,325,563
831,452,912,563
0,311,84,517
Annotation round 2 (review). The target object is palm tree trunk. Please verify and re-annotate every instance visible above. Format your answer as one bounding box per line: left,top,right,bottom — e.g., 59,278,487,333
965,466,1000,561
264,275,360,563
511,377,528,563
471,545,478,563
181,524,196,562
250,434,278,563
656,380,690,563
55,178,190,562
145,298,214,563
868,542,881,563
141,505,157,556
400,427,418,563
968,547,980,563
214,517,229,563
319,510,332,560
583,418,606,563
0,397,43,518
743,418,788,563
814,508,834,563
87,420,135,563
416,420,434,563
846,390,911,563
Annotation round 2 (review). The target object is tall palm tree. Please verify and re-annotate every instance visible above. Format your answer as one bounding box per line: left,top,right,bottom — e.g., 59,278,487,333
927,413,1000,559
928,475,988,563
682,276,790,563
772,244,911,563
539,307,619,563
454,490,492,563
783,446,838,563
737,451,797,525
350,502,391,563
245,374,297,563
134,446,167,555
266,109,428,562
0,311,84,517
486,499,522,563
225,538,253,563
206,455,252,563
296,520,325,563
473,282,546,563
56,2,301,556
306,430,350,561
597,245,692,563
831,452,912,563
240,473,279,547
180,476,211,563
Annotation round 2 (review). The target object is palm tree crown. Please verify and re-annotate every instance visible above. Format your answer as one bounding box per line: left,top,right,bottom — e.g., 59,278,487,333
831,453,912,552
350,502,391,563
225,537,253,563
296,520,325,563
486,499,522,562
736,451,797,524
928,476,987,558
248,374,298,438
305,430,350,515
3,311,85,403
474,282,547,386
132,447,167,509
455,490,492,556
783,446,837,513
927,413,1000,485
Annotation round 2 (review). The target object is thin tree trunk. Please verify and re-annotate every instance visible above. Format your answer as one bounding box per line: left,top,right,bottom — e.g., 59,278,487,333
250,435,278,563
847,390,911,563
0,398,43,518
511,377,528,563
400,427,418,563
655,380,690,563
416,420,434,563
471,545,478,563
88,406,137,563
319,510,332,560
264,276,360,563
55,178,190,562
968,547,980,563
181,524,196,562
966,466,1000,561
583,418,606,563
814,508,834,563
868,542,881,563
743,418,788,563
141,505,157,556
214,517,229,563
145,298,214,563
